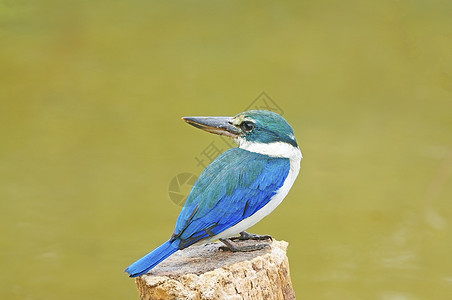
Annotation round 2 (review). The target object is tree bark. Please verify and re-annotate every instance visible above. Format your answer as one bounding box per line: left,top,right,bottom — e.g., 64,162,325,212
134,239,296,300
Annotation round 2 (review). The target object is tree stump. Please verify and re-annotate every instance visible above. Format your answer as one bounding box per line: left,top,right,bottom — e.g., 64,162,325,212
134,239,296,300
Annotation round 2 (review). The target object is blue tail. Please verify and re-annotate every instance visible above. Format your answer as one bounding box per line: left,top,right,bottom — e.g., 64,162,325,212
125,240,179,277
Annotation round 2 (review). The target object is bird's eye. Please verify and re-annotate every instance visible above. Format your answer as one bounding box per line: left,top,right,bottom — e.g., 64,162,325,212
240,121,255,132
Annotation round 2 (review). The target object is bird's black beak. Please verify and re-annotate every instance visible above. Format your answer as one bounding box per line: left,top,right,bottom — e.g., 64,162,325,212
182,116,240,138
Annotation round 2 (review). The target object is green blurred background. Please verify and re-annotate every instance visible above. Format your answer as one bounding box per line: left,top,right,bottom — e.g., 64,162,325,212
1,1,451,299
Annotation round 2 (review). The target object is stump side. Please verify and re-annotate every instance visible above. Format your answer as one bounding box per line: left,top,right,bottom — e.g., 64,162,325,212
134,239,296,300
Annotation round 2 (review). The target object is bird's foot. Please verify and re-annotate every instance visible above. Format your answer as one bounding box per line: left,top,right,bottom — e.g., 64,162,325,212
229,231,273,241
219,238,270,252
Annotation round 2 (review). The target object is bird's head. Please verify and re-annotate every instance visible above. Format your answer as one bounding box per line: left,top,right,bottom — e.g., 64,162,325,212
182,110,299,155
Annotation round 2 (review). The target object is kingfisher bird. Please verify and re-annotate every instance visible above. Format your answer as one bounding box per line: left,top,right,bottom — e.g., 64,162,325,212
125,110,302,277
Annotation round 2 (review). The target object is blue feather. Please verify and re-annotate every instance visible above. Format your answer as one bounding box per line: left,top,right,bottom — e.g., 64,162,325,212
125,240,179,277
174,148,290,246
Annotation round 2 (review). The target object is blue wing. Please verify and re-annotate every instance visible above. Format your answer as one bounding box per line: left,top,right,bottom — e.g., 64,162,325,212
171,148,290,248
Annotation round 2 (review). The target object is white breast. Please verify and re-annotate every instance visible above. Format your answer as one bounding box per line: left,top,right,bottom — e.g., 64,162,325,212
204,141,302,242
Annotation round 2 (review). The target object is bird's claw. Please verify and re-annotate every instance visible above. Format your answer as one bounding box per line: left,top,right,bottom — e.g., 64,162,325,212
219,237,271,253
229,231,273,241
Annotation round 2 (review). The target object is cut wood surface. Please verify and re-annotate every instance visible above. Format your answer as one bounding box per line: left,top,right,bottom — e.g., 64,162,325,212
134,239,296,300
